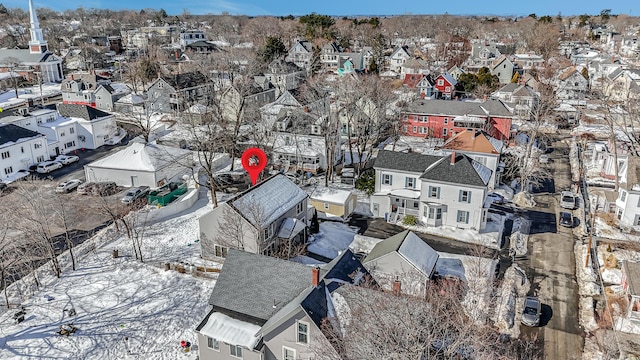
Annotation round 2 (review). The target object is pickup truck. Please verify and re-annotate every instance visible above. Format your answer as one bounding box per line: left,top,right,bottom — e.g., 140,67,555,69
121,186,150,204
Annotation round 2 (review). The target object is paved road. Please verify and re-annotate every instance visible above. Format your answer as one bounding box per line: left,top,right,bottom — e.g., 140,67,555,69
519,134,584,359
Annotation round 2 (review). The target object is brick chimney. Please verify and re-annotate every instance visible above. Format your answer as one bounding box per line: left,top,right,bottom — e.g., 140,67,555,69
312,267,320,287
393,279,401,296
450,151,456,165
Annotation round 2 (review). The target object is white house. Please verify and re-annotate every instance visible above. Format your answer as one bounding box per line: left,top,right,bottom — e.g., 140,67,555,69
0,123,48,182
556,67,589,101
285,40,314,70
388,46,411,74
370,150,492,231
84,141,192,187
198,174,309,259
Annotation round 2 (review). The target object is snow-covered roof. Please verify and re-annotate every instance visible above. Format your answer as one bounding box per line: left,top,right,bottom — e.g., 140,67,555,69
86,141,191,172
278,217,306,239
310,187,354,204
231,174,308,226
398,232,439,277
198,312,261,349
116,93,144,105
389,188,421,199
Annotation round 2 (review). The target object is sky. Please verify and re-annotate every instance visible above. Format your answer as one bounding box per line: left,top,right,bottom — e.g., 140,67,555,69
3,0,638,17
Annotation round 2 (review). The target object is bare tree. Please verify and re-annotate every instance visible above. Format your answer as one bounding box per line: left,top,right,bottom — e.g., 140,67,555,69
52,193,78,271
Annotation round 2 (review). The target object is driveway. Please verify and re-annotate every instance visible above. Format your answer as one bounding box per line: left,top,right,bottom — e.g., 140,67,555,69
518,134,584,359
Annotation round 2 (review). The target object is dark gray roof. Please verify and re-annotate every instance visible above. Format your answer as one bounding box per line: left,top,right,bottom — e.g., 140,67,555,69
374,150,439,173
267,58,303,74
57,104,111,120
363,230,410,263
405,99,513,118
209,249,312,323
0,49,48,64
161,71,209,90
0,123,43,145
421,153,492,187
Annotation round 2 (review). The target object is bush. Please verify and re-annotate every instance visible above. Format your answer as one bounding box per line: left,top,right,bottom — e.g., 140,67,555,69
355,168,375,195
402,215,417,226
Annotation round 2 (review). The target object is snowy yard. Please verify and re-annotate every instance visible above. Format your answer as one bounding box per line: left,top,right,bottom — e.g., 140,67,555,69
0,194,218,359
308,221,359,259
399,217,504,250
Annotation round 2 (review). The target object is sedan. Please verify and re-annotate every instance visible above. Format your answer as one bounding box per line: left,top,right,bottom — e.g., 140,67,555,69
559,211,573,227
36,161,63,174
54,155,80,165
521,296,542,327
55,179,83,193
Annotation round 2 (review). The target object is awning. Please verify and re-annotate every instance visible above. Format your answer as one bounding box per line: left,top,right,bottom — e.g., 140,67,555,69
389,188,421,199
278,218,306,239
198,312,261,349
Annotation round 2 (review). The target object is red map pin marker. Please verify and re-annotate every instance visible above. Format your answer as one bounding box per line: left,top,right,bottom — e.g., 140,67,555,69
241,147,267,185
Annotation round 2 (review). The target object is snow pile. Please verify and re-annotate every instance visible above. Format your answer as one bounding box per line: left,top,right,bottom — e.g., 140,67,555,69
580,297,600,332
494,184,515,201
569,137,580,183
513,191,536,208
582,335,607,360
349,234,384,255
400,220,503,250
494,265,530,337
575,243,600,332
510,217,531,256
308,222,358,259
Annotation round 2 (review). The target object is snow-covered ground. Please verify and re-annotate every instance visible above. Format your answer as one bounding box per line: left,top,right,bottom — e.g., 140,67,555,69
0,194,218,359
308,222,359,259
398,217,504,250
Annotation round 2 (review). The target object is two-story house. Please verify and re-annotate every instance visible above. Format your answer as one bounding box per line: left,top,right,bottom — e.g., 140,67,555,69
285,40,314,71
262,59,306,98
605,68,640,102
61,72,131,112
490,55,516,84
370,150,492,230
146,71,214,113
0,123,48,181
179,29,206,49
388,46,411,74
199,174,309,259
433,73,457,99
400,98,514,141
556,66,589,101
490,83,539,119
195,248,371,360
440,129,503,189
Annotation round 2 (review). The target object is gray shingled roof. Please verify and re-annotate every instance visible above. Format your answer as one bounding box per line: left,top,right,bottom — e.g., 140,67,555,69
405,99,513,118
363,230,410,263
57,104,111,120
374,150,440,173
0,123,42,145
209,249,312,323
161,71,209,90
0,49,48,64
421,153,492,187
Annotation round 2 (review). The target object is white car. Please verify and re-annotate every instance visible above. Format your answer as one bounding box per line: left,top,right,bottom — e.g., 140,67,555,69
560,191,577,210
54,155,80,165
36,161,63,174
55,179,83,193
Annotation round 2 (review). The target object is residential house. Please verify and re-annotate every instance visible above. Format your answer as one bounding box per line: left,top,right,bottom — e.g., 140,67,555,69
465,41,502,71
512,53,544,70
400,58,429,77
285,40,314,71
415,75,437,99
440,129,503,189
400,98,515,141
609,157,640,230
218,81,277,124
146,72,214,113
490,55,516,84
185,41,221,54
403,73,424,91
490,83,539,119
604,68,640,102
621,261,640,323
309,187,358,220
388,46,411,74
556,66,589,101
370,150,492,230
198,174,309,259
179,29,206,49
195,248,371,360
363,230,439,296
319,42,371,74
61,73,130,112
263,58,306,97
0,123,48,181
433,73,457,99
448,65,466,81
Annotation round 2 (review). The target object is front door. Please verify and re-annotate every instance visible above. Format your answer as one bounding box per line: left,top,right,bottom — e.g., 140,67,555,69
131,176,138,186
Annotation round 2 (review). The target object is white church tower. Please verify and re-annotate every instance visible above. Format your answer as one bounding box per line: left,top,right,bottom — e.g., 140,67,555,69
28,0,48,54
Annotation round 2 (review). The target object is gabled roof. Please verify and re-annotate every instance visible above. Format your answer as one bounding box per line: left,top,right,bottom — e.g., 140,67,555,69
405,99,514,118
291,40,313,53
442,129,503,155
374,150,440,173
160,71,209,90
267,58,303,74
0,49,49,64
436,72,457,86
559,66,586,81
0,123,43,146
363,230,439,278
56,103,111,121
208,249,312,323
490,55,513,70
421,153,492,187
230,174,308,227
403,73,424,88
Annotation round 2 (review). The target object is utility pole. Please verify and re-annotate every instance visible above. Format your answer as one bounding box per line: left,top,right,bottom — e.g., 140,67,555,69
34,71,45,107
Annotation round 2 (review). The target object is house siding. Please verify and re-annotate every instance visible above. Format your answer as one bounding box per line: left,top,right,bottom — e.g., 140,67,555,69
197,332,263,360
364,252,429,296
420,180,487,230
0,134,48,180
309,194,357,219
263,310,336,360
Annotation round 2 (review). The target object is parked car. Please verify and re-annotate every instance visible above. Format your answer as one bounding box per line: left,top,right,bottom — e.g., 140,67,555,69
36,161,63,174
55,179,83,193
341,168,356,185
0,181,6,191
121,186,150,204
93,182,117,196
77,182,96,195
521,296,542,327
559,211,573,227
486,193,505,205
54,154,80,165
560,191,577,210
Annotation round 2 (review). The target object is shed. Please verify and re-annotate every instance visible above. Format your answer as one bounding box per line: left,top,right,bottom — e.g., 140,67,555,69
309,186,358,220
84,141,192,187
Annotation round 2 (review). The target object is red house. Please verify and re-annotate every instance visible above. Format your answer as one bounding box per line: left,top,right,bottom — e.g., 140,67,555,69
400,99,514,141
433,73,457,99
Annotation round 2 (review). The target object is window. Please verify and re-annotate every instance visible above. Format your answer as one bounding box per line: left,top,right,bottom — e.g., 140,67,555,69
283,347,296,360
442,128,448,136
323,202,330,210
443,118,448,125
214,245,228,258
65,141,76,149
437,79,444,86
1,151,9,159
635,215,640,227
412,126,417,133
37,155,44,162
459,190,471,203
419,127,427,134
4,166,13,175
382,174,393,185
457,210,469,224
284,136,291,145
60,131,65,137
403,125,408,133
296,202,304,214
427,207,434,219
307,139,313,147
436,208,442,220
475,156,487,166
297,321,309,344
263,223,275,240
429,186,440,199
21,146,24,153
419,115,427,123
207,337,220,351
405,177,416,188
70,127,75,134
229,344,243,358
445,86,451,93
621,191,627,202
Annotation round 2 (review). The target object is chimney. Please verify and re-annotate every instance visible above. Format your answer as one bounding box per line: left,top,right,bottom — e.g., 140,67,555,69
70,74,74,80
312,267,320,287
393,279,401,296
450,151,456,165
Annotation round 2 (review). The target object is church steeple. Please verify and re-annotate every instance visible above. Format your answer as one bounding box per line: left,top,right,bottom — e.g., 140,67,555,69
28,0,48,54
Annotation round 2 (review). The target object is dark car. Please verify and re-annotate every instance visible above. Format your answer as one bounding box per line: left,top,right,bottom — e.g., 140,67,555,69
0,181,6,191
559,211,573,227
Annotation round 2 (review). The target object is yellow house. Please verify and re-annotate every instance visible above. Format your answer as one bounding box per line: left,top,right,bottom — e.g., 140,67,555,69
309,187,358,220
